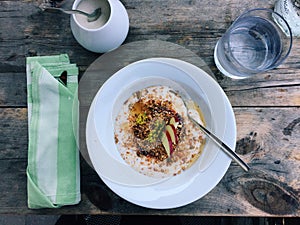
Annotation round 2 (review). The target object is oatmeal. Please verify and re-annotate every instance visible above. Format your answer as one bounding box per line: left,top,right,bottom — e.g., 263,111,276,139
114,85,206,178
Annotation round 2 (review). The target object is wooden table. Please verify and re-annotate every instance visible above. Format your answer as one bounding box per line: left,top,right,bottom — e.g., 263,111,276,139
1,0,299,218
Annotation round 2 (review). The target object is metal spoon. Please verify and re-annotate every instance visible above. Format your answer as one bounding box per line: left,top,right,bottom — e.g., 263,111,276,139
165,78,250,172
43,7,102,22
179,90,250,172
187,115,250,171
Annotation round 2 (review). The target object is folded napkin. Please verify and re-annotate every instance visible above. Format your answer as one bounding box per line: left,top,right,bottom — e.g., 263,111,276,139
26,54,80,209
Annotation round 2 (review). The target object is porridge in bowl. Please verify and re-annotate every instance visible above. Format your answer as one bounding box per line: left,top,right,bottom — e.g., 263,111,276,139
114,85,206,178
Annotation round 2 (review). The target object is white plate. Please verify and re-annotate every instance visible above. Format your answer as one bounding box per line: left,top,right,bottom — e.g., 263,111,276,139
93,59,227,172
86,58,236,209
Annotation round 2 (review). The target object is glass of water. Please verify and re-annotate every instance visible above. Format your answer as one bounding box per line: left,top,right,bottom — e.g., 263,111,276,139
214,8,293,79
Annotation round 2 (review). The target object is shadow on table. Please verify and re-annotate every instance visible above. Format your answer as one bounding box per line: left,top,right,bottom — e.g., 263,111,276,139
55,215,300,225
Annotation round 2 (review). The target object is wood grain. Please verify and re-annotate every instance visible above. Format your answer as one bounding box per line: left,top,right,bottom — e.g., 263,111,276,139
1,107,299,216
0,0,299,217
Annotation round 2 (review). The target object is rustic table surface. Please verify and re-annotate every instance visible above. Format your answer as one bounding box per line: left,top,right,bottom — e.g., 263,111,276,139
1,0,300,218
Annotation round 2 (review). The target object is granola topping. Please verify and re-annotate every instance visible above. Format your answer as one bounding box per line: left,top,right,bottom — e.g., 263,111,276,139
128,98,183,161
114,85,206,178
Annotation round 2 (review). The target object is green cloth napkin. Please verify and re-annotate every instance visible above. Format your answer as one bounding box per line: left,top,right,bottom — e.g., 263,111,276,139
26,54,80,209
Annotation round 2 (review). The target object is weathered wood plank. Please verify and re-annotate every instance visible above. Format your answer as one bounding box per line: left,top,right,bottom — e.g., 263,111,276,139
1,48,300,108
0,107,299,215
226,85,300,107
1,72,299,107
0,0,289,63
0,108,28,159
0,73,27,107
0,0,299,107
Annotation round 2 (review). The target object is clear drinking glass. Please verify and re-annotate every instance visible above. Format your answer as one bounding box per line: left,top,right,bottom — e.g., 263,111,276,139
214,8,293,79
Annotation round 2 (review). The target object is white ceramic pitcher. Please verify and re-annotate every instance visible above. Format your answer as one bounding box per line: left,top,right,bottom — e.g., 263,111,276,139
70,0,129,53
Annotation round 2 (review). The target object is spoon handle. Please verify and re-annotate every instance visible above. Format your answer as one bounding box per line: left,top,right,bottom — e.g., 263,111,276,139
189,117,250,172
43,7,89,17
